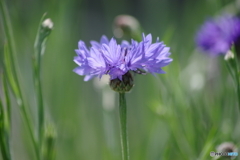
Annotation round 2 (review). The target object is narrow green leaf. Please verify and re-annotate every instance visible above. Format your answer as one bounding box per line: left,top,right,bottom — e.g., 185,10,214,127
0,90,10,160
2,72,11,128
3,43,21,100
0,1,40,159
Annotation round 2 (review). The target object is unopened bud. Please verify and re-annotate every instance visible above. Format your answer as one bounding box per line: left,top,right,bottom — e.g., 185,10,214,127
34,17,53,56
224,50,234,61
42,18,53,29
43,123,56,160
113,15,141,40
110,72,134,93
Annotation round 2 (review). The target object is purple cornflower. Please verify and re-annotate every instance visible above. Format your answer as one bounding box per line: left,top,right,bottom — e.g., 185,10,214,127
195,15,240,56
73,33,172,81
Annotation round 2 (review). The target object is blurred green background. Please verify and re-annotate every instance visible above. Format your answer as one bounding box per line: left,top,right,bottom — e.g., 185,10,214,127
1,0,240,160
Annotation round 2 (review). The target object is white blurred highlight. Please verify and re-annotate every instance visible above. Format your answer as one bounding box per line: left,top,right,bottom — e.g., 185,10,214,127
93,75,109,89
190,73,204,90
102,90,115,111
93,75,115,111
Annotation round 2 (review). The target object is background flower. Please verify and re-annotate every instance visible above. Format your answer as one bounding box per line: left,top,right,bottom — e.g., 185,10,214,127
195,15,240,56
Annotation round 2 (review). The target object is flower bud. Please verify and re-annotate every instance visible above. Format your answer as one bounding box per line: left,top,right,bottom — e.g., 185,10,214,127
42,18,53,30
43,123,56,160
224,50,234,61
34,17,53,57
40,18,53,39
113,15,141,40
110,72,134,93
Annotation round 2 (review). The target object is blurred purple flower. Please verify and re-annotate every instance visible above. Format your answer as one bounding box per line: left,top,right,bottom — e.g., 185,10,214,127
73,33,172,81
195,15,240,56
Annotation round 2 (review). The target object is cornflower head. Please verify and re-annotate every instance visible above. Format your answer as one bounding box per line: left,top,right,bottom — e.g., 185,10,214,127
195,15,240,56
73,33,172,92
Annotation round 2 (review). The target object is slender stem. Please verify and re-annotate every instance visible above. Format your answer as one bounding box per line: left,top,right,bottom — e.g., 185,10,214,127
232,50,240,111
234,66,240,111
225,62,235,80
21,103,40,159
33,56,44,153
237,86,240,110
0,0,16,57
225,50,240,111
118,93,129,160
37,74,44,156
225,61,240,108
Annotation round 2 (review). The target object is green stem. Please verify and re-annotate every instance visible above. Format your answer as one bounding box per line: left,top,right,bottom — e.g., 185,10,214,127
118,93,129,160
0,0,16,57
37,74,44,156
225,49,240,111
225,61,240,108
234,66,240,111
225,62,235,80
21,103,40,159
33,55,44,153
232,50,240,111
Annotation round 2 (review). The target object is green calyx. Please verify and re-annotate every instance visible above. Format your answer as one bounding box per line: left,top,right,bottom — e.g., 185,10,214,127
110,72,134,93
